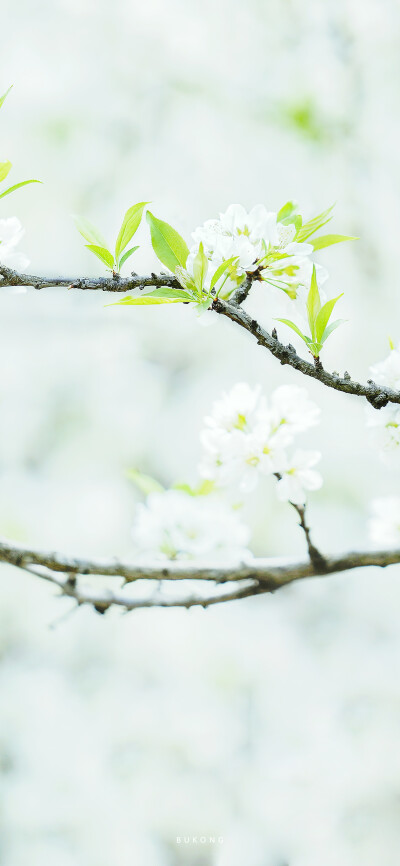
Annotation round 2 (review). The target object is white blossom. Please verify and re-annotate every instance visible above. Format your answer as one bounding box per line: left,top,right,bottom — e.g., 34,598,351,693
369,497,400,546
366,404,400,466
275,449,323,505
199,382,322,498
270,385,321,436
0,217,29,271
131,489,250,562
189,203,316,298
369,344,400,392
200,425,285,493
203,382,264,434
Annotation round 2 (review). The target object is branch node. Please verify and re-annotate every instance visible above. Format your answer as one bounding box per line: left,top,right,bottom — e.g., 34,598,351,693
94,603,108,615
65,575,77,590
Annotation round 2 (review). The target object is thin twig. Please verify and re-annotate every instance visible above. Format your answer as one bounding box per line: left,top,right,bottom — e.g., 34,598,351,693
273,473,327,571
290,502,327,571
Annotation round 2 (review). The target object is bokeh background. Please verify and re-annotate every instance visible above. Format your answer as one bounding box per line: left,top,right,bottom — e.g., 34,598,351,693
1,0,400,863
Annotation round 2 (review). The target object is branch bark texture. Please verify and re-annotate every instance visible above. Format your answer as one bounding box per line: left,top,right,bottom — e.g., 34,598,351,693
1,537,400,613
1,264,396,409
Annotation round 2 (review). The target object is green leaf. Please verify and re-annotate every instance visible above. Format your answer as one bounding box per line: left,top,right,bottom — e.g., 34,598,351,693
0,178,41,200
0,161,12,183
192,242,208,293
112,296,186,307
173,479,215,496
277,200,297,222
142,287,193,300
196,479,215,495
119,246,139,269
108,287,193,307
0,86,12,110
173,482,195,495
74,215,108,248
320,318,346,344
195,299,212,316
274,318,311,345
126,468,164,496
297,204,335,241
146,211,189,273
115,202,148,260
312,234,358,252
306,266,321,338
315,294,343,343
85,244,115,269
209,256,239,291
308,341,323,357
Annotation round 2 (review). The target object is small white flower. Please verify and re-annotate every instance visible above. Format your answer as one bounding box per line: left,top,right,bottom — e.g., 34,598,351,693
370,345,400,392
270,385,321,436
199,382,322,498
0,216,25,247
191,210,259,275
131,489,250,563
275,449,322,505
200,426,285,493
0,217,29,271
0,249,30,270
369,497,400,546
204,382,263,434
276,222,313,258
219,203,279,248
262,259,329,305
366,404,400,466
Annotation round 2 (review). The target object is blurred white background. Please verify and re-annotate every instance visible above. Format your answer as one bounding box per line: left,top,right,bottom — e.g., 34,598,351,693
1,0,400,863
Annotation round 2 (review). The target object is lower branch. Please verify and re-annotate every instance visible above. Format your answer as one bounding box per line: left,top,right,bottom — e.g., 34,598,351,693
1,537,400,613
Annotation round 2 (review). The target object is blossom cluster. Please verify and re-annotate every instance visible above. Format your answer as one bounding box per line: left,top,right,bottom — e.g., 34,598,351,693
0,217,29,271
199,382,322,503
186,203,325,300
131,382,323,562
131,488,250,563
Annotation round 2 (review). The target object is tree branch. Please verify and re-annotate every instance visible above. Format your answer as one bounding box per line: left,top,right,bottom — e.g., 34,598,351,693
213,298,396,409
2,536,400,613
1,264,397,409
20,564,265,612
0,264,180,293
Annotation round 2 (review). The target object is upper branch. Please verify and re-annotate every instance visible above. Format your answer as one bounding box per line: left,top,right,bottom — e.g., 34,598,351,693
0,264,180,293
213,298,397,409
1,264,398,408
